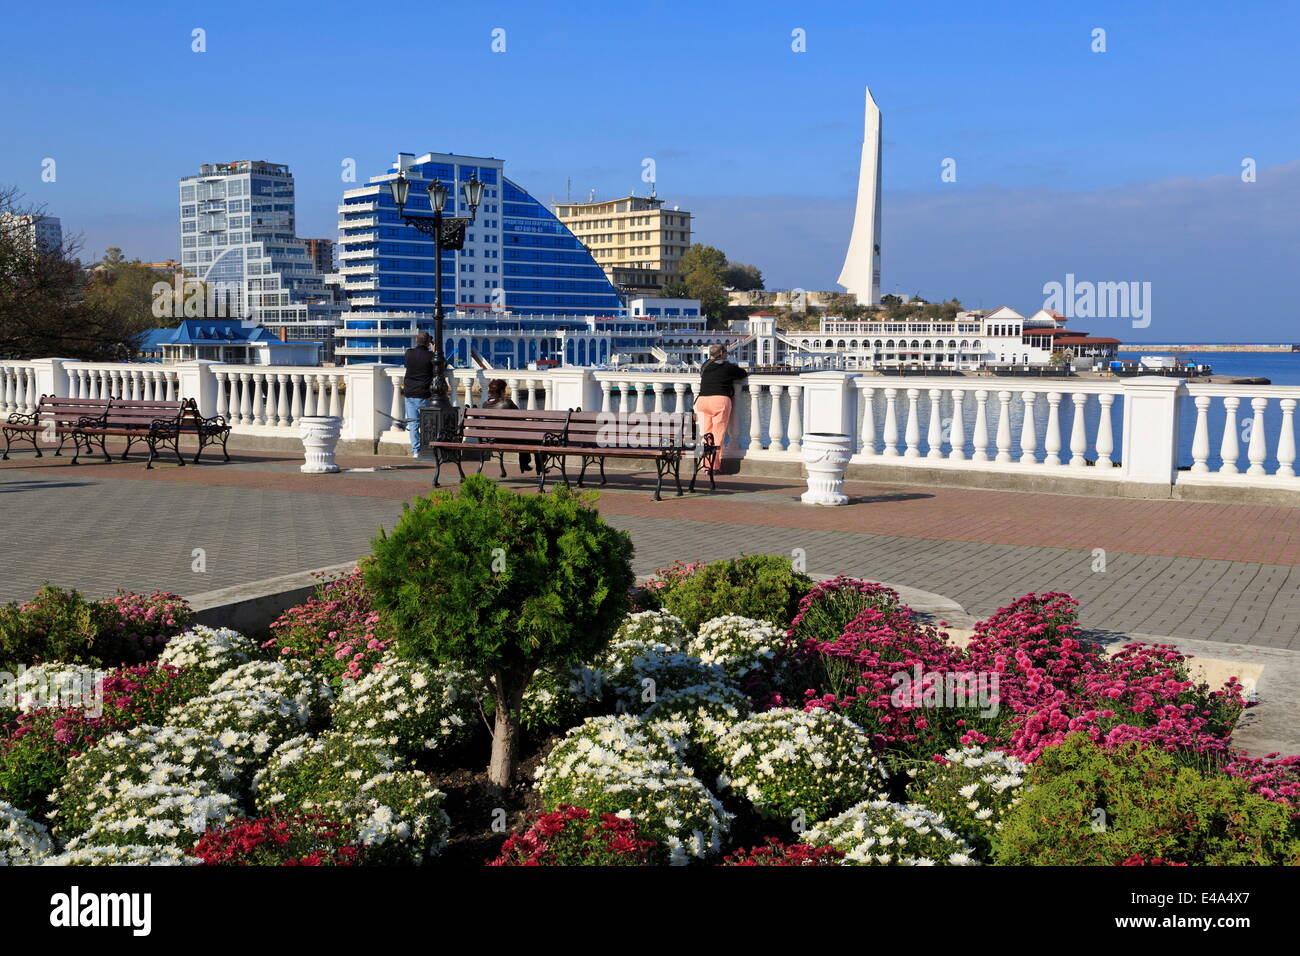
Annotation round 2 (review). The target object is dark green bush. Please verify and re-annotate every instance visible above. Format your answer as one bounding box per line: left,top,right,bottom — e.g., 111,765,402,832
0,586,103,671
993,735,1300,865
364,475,635,785
657,555,813,630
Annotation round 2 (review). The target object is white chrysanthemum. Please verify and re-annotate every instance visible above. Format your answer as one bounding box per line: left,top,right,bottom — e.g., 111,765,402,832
714,707,884,822
687,615,784,680
576,639,727,714
7,663,107,713
613,610,692,650
49,725,238,842
69,782,238,851
158,625,255,674
534,715,731,863
0,800,54,865
804,800,978,866
907,746,1027,860
43,844,200,866
331,654,477,758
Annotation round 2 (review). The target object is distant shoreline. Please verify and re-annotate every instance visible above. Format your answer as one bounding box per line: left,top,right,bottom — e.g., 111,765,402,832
1119,345,1297,353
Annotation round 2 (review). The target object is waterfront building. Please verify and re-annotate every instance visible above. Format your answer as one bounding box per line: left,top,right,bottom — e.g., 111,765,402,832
781,305,1119,369
178,161,342,355
338,152,624,317
333,308,657,368
137,319,320,365
554,193,693,296
0,213,63,255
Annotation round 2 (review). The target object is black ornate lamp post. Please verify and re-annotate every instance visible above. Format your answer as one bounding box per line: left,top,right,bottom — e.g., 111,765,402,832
388,169,485,445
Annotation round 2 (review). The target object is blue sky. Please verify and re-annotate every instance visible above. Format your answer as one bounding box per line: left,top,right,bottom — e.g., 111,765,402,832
2,0,1298,341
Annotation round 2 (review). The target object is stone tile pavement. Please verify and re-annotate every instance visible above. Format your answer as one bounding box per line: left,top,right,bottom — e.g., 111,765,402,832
3,447,1300,648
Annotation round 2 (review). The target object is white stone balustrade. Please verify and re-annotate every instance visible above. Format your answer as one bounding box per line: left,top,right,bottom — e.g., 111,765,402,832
2,359,1299,494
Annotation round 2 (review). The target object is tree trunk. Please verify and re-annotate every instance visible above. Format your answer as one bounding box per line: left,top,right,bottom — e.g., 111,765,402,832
486,671,529,788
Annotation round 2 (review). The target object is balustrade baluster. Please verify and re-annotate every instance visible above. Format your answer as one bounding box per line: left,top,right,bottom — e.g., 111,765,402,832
1191,395,1211,473
1247,397,1268,476
1044,392,1062,466
1070,393,1089,467
926,388,944,459
995,391,1013,463
788,385,803,454
883,388,900,457
949,390,965,461
903,388,921,458
1219,396,1240,474
1096,394,1115,467
768,384,786,452
1278,399,1297,478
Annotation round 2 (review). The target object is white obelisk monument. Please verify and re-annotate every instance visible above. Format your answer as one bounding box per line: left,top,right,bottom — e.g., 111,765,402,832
837,86,882,305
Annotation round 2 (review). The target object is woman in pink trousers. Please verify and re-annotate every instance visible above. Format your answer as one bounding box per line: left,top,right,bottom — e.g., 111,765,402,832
693,343,748,472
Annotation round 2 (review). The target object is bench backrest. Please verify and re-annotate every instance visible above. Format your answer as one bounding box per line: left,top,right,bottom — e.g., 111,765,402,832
460,406,570,444
566,410,697,451
100,398,186,427
33,395,112,423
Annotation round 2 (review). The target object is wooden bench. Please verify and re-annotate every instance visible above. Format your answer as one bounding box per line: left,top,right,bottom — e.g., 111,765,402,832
4,395,232,467
2,396,112,460
71,398,190,468
424,406,718,501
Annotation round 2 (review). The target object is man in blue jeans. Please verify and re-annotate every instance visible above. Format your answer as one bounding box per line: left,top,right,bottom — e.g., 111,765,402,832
403,332,434,457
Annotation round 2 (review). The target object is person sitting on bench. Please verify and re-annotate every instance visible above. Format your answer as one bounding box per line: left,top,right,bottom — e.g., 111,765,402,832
482,378,534,473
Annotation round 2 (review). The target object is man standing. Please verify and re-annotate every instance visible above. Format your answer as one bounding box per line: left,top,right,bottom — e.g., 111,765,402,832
403,331,435,458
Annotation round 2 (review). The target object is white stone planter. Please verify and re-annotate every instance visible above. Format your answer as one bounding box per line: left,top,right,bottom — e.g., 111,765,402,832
801,432,852,505
299,416,342,474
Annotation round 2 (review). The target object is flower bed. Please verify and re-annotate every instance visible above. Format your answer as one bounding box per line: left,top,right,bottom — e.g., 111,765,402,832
1,546,1294,867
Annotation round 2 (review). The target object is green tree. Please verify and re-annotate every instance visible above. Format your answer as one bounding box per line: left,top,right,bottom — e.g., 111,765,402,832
0,188,150,359
364,475,635,787
723,262,764,291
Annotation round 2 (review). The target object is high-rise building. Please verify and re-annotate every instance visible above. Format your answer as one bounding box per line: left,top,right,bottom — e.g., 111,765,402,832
338,151,624,317
554,194,693,296
178,161,342,357
302,238,335,275
0,213,63,255
838,87,883,305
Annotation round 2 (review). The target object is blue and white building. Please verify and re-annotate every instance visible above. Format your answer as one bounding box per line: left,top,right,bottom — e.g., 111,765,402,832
334,152,653,368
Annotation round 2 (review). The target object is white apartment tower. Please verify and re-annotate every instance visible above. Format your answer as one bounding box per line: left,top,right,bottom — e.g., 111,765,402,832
838,87,883,306
178,161,341,351
0,213,63,255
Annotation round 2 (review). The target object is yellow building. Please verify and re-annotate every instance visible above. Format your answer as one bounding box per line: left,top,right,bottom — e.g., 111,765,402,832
553,194,692,296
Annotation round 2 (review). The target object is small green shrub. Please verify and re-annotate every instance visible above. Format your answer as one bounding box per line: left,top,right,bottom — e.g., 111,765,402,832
656,555,812,630
993,735,1300,866
365,475,635,785
0,586,101,671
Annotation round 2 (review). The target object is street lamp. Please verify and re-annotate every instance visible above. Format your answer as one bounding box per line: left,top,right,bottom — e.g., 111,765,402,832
388,169,484,447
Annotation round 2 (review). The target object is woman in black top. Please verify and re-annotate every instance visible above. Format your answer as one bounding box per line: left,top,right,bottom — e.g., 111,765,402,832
482,378,533,472
694,344,747,472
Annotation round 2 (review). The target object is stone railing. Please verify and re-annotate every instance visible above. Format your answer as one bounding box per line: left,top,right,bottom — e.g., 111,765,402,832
3,358,1298,497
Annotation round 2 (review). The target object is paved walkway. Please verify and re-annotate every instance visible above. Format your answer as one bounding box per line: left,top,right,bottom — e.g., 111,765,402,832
3,448,1300,648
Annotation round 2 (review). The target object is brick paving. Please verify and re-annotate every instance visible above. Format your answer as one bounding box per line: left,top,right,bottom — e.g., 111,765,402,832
2,447,1300,648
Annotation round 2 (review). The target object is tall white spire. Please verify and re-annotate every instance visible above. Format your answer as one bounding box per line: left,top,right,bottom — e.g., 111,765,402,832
837,86,882,305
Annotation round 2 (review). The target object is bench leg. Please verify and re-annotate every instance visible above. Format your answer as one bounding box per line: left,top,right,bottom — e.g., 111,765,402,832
193,434,205,464
498,452,507,478
653,458,665,502
454,452,466,480
577,456,591,488
535,454,548,492
432,448,443,488
673,454,684,496
220,431,231,462
98,434,111,463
